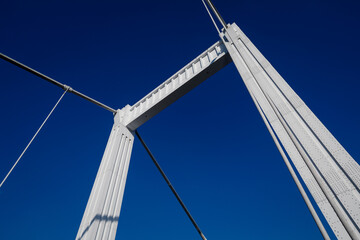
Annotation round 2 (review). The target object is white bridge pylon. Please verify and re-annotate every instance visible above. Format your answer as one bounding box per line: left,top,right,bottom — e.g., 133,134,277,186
222,23,360,239
76,23,360,240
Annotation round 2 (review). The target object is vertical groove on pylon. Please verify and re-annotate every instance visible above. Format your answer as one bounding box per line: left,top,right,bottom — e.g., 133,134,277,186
94,133,126,239
76,114,134,240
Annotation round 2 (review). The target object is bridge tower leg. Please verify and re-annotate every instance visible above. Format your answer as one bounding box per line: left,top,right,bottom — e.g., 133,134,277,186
76,110,134,240
221,23,360,239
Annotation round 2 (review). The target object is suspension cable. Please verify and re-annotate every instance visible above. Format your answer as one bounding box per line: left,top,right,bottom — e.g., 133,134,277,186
135,130,207,240
0,89,68,189
201,0,220,34
204,0,227,31
0,52,117,114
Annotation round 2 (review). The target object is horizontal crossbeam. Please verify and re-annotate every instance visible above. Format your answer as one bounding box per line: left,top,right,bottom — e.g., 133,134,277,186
122,40,231,130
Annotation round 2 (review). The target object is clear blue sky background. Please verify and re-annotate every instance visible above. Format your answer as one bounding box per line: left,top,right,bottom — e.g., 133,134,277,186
0,0,359,239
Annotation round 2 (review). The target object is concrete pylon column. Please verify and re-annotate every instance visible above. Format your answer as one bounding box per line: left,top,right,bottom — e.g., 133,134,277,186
76,110,134,240
221,23,360,239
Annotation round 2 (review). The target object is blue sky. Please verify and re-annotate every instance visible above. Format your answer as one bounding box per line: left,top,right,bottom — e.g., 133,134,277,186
0,0,359,239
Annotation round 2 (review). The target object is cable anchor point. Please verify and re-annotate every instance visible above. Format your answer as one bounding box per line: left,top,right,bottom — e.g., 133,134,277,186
63,85,72,92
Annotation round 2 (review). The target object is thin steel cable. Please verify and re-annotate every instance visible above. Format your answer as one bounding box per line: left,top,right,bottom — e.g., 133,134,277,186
0,89,68,189
201,0,220,34
0,52,116,113
135,130,207,240
204,0,227,30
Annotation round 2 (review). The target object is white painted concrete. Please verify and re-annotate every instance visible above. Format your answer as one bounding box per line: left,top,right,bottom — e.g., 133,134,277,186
76,110,134,240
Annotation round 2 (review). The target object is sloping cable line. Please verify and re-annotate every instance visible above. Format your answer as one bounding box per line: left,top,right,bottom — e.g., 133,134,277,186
0,52,116,114
201,0,220,34
204,0,227,31
0,89,68,189
135,130,207,240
